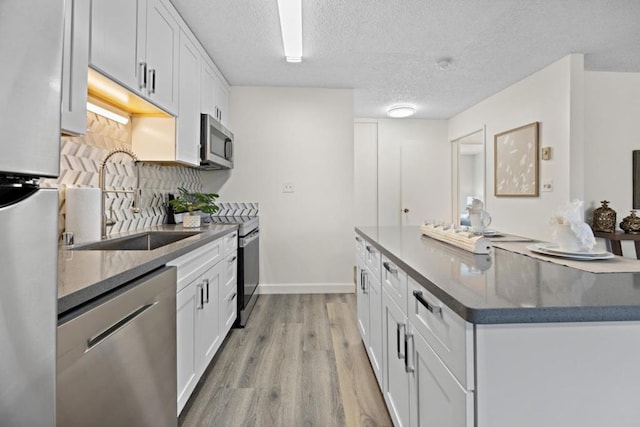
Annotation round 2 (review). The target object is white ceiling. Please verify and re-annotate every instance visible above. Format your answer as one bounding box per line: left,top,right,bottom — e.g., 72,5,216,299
171,0,640,119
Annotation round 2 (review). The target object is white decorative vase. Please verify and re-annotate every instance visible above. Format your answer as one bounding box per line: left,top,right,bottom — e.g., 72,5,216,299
183,214,201,228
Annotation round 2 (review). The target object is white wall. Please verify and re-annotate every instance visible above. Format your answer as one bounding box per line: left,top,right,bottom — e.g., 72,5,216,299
354,120,378,226
376,119,450,226
449,54,584,240
202,87,355,290
584,71,640,255
584,71,640,216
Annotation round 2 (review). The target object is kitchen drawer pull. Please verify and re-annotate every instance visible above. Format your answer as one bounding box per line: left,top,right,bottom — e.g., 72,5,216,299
404,332,415,373
397,322,406,360
148,68,156,94
229,292,237,302
413,290,442,316
362,270,368,294
197,283,204,309
383,261,398,275
138,62,147,90
355,236,362,242
204,279,210,303
365,245,373,253
87,302,157,351
228,255,237,263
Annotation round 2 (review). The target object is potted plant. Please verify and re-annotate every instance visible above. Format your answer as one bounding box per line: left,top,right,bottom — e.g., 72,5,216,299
168,187,220,228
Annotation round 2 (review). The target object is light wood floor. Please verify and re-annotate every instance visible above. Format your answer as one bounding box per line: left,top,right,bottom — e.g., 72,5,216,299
179,293,392,427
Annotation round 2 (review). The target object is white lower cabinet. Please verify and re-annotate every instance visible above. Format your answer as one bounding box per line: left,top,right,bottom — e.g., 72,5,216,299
410,327,474,427
176,279,197,411
382,289,410,427
356,259,370,348
358,232,474,427
171,233,238,414
367,270,383,386
219,251,238,336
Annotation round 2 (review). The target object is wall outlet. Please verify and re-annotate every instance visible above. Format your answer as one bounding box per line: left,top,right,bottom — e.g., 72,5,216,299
283,183,295,193
542,179,553,192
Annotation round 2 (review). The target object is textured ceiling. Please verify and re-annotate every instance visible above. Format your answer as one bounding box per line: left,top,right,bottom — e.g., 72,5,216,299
171,0,640,119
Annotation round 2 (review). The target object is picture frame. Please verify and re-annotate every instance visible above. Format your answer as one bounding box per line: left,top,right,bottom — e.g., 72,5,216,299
494,122,539,197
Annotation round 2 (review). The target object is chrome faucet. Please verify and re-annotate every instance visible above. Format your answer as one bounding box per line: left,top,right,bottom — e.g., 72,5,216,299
99,148,141,238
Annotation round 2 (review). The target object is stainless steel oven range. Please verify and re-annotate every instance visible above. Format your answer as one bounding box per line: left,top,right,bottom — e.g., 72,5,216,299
208,215,259,327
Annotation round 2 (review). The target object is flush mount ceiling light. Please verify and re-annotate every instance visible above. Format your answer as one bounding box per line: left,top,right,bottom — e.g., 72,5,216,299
277,0,303,63
387,105,416,118
86,100,130,125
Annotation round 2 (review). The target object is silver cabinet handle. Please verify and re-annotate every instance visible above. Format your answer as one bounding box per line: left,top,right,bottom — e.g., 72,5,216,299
365,245,372,253
355,236,361,242
138,62,147,90
405,332,415,373
413,290,442,316
396,322,406,360
228,255,237,263
196,283,204,309
229,292,237,302
362,270,368,294
204,278,210,303
359,269,365,291
87,302,156,350
149,68,156,94
383,261,398,275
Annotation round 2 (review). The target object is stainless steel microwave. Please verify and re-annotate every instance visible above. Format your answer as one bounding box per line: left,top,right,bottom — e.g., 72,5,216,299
200,114,233,169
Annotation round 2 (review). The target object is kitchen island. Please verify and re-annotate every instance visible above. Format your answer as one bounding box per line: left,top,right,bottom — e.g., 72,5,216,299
356,225,640,427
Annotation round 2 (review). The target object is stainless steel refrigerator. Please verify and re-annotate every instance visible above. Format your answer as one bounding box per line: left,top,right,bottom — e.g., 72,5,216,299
0,0,65,425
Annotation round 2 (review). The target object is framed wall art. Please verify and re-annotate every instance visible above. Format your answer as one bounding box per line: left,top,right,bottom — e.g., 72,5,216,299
494,122,539,197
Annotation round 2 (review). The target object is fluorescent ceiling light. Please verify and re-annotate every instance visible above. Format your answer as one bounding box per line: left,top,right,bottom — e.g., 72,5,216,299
277,0,302,63
387,105,416,118
87,101,130,124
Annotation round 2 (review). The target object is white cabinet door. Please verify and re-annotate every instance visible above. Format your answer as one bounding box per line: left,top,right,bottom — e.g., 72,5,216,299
356,263,370,348
200,61,216,116
176,29,200,166
410,329,473,427
61,0,89,136
89,0,139,90
196,261,222,377
383,291,410,427
144,0,178,113
176,280,197,414
214,78,229,126
368,272,383,387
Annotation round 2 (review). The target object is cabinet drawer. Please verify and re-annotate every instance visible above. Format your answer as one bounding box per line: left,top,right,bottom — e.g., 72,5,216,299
223,230,238,255
169,238,222,292
381,254,408,315
222,251,237,293
408,277,474,390
365,242,381,281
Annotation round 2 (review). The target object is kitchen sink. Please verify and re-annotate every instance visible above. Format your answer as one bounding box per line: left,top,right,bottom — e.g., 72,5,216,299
72,231,201,251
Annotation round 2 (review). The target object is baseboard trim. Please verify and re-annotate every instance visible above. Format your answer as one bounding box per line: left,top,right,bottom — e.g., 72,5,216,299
258,283,355,295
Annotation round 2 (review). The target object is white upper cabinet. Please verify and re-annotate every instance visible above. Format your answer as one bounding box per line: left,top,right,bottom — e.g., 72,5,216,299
89,0,140,91
201,58,230,127
176,29,201,166
90,0,178,114
142,0,179,113
61,0,90,136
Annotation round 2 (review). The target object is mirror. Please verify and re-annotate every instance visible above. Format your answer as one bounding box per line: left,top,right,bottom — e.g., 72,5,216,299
451,128,485,225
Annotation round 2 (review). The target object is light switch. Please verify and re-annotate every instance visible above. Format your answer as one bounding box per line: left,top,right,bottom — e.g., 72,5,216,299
541,147,551,160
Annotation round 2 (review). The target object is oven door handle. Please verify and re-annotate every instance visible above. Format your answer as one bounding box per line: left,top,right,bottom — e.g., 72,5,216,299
240,231,259,247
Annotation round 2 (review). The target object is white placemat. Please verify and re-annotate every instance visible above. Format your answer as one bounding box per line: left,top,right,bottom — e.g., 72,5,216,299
493,241,640,273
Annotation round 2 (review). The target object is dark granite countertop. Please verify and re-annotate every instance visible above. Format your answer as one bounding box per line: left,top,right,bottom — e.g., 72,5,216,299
356,226,640,324
58,224,238,315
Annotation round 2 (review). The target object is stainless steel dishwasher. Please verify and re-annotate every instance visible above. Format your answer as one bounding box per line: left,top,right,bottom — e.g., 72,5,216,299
57,266,177,427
